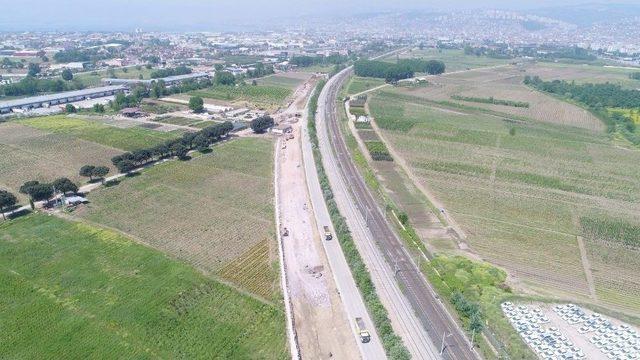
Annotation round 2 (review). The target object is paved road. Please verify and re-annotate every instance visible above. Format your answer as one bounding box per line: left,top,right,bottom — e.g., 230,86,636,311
317,66,479,360
300,86,387,360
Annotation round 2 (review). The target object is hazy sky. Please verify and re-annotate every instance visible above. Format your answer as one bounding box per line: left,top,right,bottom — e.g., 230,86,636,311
0,0,635,32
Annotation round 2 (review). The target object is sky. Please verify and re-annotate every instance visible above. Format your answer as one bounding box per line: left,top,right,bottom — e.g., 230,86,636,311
0,0,636,32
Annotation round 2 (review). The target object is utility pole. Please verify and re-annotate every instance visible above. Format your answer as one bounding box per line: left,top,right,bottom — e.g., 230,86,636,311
440,332,452,355
470,329,476,350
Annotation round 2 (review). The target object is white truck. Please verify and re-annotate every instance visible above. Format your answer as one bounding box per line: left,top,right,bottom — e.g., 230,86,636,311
323,226,332,240
355,317,371,343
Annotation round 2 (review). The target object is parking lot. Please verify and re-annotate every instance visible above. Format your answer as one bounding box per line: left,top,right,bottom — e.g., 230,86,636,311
503,302,640,359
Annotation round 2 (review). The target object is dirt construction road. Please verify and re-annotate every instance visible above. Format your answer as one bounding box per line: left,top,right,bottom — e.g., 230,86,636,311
276,78,365,359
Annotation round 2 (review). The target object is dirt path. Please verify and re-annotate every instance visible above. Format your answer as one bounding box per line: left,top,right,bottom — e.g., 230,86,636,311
572,213,599,302
368,111,468,240
276,79,359,360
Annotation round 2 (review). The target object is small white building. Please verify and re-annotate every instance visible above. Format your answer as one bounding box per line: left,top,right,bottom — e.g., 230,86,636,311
356,115,370,123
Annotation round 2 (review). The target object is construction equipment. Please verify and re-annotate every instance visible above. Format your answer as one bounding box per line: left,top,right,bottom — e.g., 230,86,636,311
355,317,371,343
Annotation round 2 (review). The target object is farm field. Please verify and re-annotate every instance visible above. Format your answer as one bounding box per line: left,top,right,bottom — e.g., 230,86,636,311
346,76,386,95
0,214,286,359
381,48,512,72
0,121,121,200
190,84,291,110
18,115,179,151
256,72,310,90
527,62,640,88
74,66,156,87
154,116,199,126
392,65,605,132
368,89,640,315
76,138,279,301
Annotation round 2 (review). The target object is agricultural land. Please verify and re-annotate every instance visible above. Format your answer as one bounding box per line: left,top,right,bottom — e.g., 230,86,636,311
189,73,310,110
75,137,280,301
381,48,513,72
0,120,121,200
0,214,286,359
366,64,640,316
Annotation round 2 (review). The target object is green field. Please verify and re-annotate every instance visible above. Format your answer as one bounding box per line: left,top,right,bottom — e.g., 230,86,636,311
19,116,178,151
346,77,386,95
155,116,198,126
0,214,286,359
381,48,512,72
191,84,291,109
74,66,156,87
76,138,279,300
369,89,640,313
256,74,307,89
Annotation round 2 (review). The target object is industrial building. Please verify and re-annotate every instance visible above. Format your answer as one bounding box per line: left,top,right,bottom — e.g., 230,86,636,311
101,72,210,87
0,85,126,114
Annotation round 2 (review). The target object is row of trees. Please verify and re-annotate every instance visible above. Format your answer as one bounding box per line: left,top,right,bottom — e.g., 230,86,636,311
525,75,639,144
0,76,84,97
79,165,110,183
290,54,350,68
246,62,275,78
524,75,640,108
397,59,446,75
111,121,234,173
354,60,414,83
354,59,446,83
53,48,115,63
150,65,192,79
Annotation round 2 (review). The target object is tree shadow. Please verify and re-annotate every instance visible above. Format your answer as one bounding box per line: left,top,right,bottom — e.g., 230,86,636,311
104,179,121,187
8,208,31,220
125,172,141,178
178,155,192,161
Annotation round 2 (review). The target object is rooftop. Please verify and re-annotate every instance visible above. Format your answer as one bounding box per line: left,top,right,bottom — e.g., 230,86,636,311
0,85,126,109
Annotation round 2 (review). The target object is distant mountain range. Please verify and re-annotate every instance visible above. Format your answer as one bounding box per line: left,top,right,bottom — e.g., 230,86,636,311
530,3,640,26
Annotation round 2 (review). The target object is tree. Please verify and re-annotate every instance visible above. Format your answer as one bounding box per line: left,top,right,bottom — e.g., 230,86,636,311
213,71,235,86
250,115,274,133
115,160,137,174
0,190,17,220
170,143,189,159
193,134,210,152
61,68,73,81
469,312,484,333
27,63,41,77
397,212,409,225
65,104,76,113
188,96,204,113
52,177,78,195
93,103,105,113
19,180,40,196
132,149,153,164
509,127,516,136
92,166,110,184
79,165,96,181
26,183,54,202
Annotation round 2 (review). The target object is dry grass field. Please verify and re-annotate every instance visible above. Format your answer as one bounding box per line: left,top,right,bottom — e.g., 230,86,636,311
0,121,121,199
381,48,512,72
395,65,605,131
369,89,640,315
19,115,179,151
76,138,279,301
